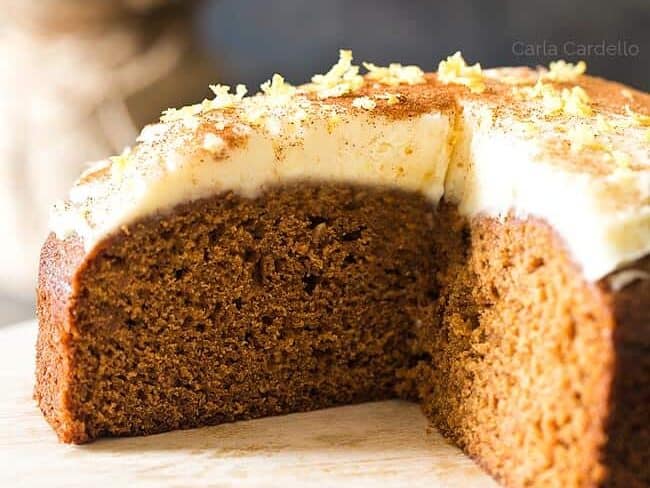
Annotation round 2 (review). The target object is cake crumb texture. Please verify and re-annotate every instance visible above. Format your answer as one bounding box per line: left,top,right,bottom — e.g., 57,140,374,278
36,183,649,487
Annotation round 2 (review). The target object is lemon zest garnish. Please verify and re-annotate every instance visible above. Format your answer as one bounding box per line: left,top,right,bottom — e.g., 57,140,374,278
542,89,565,115
241,75,302,125
310,49,364,99
326,113,342,133
437,51,485,94
161,104,203,124
109,147,131,170
161,84,247,125
109,147,132,180
265,116,282,136
351,96,376,110
624,105,650,127
260,73,296,102
520,81,592,117
290,107,308,123
518,80,546,98
520,81,564,115
363,62,425,86
542,60,587,82
567,127,604,153
375,92,402,105
202,133,225,153
567,125,635,169
242,103,268,125
561,86,593,117
207,84,248,109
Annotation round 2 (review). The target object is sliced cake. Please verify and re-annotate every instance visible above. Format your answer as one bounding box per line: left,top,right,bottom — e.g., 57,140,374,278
36,51,650,487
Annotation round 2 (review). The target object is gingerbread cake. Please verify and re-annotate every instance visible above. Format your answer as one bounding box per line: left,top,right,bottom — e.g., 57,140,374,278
36,52,650,487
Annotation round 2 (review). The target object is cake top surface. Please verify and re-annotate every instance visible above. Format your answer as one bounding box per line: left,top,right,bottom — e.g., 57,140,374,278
51,51,650,281
84,51,650,177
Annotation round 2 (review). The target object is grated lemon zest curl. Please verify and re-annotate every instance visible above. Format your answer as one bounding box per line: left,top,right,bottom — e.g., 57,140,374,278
542,60,587,82
309,49,364,99
351,96,376,110
363,62,425,86
437,51,485,94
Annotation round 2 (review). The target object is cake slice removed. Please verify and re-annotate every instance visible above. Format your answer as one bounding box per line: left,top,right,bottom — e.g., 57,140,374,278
37,52,650,487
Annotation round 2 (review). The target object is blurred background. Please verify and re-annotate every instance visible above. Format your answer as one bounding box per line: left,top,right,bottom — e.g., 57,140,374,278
0,0,648,325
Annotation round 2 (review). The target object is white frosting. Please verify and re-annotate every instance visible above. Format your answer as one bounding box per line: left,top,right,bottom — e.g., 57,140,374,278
446,100,650,280
52,105,453,250
50,76,650,282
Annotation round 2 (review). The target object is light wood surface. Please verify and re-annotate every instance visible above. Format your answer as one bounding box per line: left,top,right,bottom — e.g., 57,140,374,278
0,320,498,487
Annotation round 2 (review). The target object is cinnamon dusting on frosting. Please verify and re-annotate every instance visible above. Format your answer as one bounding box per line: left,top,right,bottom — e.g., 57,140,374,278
50,49,650,282
621,89,634,102
99,50,649,187
517,81,593,117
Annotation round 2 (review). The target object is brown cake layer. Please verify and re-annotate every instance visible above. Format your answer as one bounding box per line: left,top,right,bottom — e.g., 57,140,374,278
36,183,649,487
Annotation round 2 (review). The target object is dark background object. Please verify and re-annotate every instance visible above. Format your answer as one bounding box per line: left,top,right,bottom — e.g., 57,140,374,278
197,0,649,90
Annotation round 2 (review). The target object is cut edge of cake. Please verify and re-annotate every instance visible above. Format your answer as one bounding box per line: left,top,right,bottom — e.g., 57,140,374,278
35,51,650,487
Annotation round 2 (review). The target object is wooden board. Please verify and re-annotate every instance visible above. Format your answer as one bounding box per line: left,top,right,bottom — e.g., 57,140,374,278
0,320,498,487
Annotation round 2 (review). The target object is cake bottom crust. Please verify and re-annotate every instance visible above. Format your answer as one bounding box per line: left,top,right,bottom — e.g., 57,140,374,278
36,183,649,488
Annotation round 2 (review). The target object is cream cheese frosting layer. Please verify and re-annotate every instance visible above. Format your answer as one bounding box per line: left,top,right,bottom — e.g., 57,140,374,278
446,100,650,280
51,100,454,250
50,56,650,282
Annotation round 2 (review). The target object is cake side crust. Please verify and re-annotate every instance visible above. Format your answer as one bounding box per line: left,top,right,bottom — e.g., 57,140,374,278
36,234,89,443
